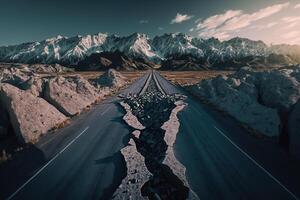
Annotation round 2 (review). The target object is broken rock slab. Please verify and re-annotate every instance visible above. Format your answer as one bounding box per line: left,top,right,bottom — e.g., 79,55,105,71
162,100,199,200
120,101,145,130
44,75,105,116
112,134,151,200
189,74,281,137
0,83,67,143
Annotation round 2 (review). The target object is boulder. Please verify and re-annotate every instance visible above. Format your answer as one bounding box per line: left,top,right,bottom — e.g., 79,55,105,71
288,99,300,159
44,75,104,116
191,67,300,158
1,68,31,88
93,69,126,88
0,83,67,143
190,75,281,137
259,70,300,112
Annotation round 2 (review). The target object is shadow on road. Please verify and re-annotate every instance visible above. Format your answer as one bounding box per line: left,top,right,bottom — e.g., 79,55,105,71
94,151,127,200
0,143,46,199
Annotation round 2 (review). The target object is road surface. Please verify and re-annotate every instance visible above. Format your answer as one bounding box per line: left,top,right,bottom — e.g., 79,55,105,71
1,71,299,200
154,71,299,200
1,72,152,200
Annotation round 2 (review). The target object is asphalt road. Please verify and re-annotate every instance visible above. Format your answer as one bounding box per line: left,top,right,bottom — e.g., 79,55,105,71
153,71,300,200
2,71,300,200
1,72,152,200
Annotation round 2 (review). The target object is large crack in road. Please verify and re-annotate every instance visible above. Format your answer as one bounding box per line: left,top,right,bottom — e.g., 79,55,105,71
113,73,199,199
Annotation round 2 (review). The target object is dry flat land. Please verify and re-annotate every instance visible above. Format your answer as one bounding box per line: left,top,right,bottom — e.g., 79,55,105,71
48,70,233,85
68,70,233,86
159,71,234,86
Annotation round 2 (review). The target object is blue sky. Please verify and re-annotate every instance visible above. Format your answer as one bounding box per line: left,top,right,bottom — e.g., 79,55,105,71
0,0,299,45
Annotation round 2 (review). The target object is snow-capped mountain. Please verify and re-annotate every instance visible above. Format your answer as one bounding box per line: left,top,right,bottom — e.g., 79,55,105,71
152,33,204,58
0,32,299,66
0,33,160,64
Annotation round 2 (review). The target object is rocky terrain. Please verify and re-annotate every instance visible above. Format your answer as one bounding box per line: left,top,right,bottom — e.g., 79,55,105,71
117,75,198,199
187,65,300,158
0,63,73,74
0,33,299,70
0,68,126,144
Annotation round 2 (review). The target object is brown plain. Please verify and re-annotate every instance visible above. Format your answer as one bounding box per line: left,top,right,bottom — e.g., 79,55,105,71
159,71,234,86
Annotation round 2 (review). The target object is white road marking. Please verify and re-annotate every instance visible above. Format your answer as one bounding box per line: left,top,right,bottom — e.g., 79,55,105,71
214,126,299,200
6,126,89,200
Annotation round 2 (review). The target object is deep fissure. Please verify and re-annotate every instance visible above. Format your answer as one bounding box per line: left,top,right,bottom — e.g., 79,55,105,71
122,75,190,199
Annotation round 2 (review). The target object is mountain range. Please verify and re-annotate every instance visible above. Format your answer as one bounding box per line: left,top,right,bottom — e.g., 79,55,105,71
0,33,300,70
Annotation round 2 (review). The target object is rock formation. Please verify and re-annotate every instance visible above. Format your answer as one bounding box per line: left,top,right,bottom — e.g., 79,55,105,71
0,68,126,143
93,69,127,88
44,75,105,116
189,73,280,136
0,83,67,143
188,66,300,158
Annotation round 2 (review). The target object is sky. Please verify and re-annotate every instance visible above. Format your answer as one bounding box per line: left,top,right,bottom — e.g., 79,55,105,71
0,0,300,46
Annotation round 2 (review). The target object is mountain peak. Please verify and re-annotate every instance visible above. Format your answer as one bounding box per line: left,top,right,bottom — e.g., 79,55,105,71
45,35,66,42
0,32,298,65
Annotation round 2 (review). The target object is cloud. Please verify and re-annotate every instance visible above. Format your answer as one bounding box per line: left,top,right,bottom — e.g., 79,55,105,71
282,30,300,39
282,16,300,23
196,2,289,40
282,16,300,29
171,13,193,24
196,10,242,31
250,22,278,31
266,22,277,28
139,20,149,24
189,28,194,32
295,3,300,9
158,27,164,30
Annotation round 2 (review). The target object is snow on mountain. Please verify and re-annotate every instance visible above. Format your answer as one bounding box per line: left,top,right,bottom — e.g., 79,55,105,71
110,33,160,61
0,32,298,65
0,33,161,64
190,37,269,63
152,33,204,58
